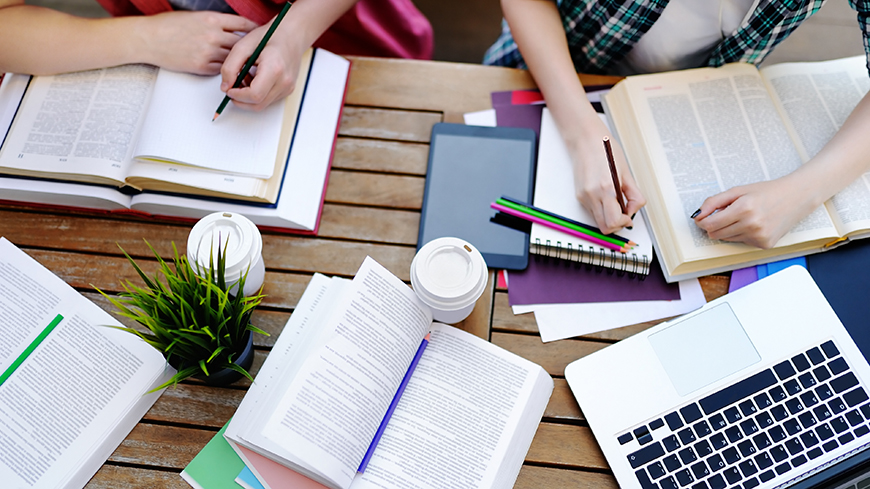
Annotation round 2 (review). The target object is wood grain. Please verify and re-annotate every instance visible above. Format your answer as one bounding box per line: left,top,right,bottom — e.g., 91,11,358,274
515,466,618,489
339,106,441,143
325,170,425,209
527,423,609,470
86,465,188,489
332,137,429,175
345,56,621,113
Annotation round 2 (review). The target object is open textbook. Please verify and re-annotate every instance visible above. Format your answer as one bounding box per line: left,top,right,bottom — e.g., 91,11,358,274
0,49,349,233
225,258,554,489
0,238,172,488
604,55,870,282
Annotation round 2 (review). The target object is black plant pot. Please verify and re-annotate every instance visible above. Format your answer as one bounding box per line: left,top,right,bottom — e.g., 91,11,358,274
168,329,255,387
199,329,255,386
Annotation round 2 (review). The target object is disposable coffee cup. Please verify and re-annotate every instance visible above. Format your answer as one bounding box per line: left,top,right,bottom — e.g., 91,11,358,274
410,237,488,324
187,212,265,297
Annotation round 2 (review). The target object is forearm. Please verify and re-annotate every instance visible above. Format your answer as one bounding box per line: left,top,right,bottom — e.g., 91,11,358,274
0,5,150,75
787,92,870,208
501,0,600,146
269,0,358,59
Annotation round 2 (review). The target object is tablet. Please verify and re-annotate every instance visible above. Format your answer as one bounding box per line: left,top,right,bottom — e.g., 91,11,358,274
418,123,536,270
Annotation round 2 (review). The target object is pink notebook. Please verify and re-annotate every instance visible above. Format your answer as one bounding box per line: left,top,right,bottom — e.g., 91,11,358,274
236,445,328,489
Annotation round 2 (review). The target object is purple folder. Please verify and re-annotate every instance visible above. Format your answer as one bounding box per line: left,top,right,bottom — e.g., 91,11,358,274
508,255,680,306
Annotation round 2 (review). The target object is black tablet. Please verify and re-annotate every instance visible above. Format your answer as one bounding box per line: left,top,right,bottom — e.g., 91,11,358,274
418,123,536,270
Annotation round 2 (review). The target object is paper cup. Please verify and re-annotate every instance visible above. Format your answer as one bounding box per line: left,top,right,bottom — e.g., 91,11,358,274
410,237,488,324
187,212,265,297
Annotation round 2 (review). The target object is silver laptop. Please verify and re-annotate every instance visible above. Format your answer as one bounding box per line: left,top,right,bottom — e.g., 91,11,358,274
566,266,870,489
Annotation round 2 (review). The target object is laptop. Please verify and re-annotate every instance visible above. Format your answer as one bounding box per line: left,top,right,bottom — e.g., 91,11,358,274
565,266,870,489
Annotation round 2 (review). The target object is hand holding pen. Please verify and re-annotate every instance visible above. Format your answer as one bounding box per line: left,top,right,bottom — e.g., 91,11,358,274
214,2,294,119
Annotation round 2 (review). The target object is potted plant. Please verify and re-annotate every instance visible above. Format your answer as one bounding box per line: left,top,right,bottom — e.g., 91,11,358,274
96,240,267,391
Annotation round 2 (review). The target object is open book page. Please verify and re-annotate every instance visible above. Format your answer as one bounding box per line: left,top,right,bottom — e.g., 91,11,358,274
226,273,350,451
760,56,870,237
610,63,840,266
351,323,553,489
132,69,283,178
0,238,172,488
251,257,432,489
0,65,158,186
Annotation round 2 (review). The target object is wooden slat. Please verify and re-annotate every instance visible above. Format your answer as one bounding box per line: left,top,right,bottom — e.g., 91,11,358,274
526,423,608,470
700,275,730,302
108,423,214,469
325,170,425,209
317,204,419,246
339,106,441,143
86,465,187,489
262,238,416,281
144,384,242,428
491,332,608,378
544,379,584,422
332,137,429,175
515,466,618,489
345,56,621,113
26,249,313,309
1,209,417,280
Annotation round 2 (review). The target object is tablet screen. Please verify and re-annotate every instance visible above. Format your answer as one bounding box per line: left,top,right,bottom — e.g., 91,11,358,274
418,123,536,270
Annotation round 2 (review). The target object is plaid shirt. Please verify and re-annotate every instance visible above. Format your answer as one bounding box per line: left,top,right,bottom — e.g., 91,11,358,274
484,0,870,75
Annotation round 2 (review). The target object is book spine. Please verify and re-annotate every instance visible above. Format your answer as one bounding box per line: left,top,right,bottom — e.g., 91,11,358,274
531,238,650,278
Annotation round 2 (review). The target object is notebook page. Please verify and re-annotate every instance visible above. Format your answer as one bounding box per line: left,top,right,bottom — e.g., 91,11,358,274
134,70,283,178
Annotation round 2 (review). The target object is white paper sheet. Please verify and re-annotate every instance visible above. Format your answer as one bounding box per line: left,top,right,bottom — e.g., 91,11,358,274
513,278,706,342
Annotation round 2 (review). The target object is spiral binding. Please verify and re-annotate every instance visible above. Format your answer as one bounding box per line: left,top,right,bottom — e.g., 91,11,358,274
532,238,650,279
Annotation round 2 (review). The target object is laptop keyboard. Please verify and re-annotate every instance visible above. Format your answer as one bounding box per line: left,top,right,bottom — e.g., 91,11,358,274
621,340,870,489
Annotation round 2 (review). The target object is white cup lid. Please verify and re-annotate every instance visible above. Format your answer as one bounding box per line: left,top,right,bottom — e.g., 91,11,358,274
411,237,487,310
187,212,262,282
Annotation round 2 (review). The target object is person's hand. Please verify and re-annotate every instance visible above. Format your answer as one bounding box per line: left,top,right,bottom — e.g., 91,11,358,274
692,177,819,249
567,119,646,234
140,11,257,75
220,20,303,111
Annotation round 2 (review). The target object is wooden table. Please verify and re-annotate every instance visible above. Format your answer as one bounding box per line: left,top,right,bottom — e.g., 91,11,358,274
0,57,731,488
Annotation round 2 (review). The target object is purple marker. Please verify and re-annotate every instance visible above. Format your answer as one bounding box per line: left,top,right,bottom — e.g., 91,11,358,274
357,332,431,473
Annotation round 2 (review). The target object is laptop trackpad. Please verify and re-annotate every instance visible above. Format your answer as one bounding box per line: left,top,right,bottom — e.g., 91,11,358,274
649,304,761,397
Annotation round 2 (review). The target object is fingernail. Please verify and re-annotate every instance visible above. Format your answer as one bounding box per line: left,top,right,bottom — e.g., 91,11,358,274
631,212,637,220
626,226,633,230
691,209,701,219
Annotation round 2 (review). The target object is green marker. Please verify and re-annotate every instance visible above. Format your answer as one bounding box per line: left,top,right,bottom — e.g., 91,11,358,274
0,314,63,387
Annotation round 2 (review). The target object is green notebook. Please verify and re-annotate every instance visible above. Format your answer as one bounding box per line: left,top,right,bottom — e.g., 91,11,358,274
181,420,246,489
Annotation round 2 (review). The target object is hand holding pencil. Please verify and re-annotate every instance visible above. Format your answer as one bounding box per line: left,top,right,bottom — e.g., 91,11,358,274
215,2,296,119
567,126,646,234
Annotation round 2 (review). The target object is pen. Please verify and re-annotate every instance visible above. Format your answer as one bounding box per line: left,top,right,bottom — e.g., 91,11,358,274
358,332,430,473
603,137,627,215
497,196,635,247
491,202,628,253
213,1,292,121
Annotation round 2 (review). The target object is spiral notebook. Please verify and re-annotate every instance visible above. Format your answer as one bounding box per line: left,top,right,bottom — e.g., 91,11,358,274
532,108,652,276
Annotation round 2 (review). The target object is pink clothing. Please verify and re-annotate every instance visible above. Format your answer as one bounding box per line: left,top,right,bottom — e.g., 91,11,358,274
95,0,434,60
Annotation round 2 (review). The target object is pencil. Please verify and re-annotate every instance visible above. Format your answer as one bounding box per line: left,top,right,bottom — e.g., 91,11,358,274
603,137,627,215
491,202,629,253
497,196,635,247
212,1,292,121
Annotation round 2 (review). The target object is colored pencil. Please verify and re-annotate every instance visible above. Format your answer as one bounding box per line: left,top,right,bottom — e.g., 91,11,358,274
213,1,292,121
496,197,635,248
491,203,628,253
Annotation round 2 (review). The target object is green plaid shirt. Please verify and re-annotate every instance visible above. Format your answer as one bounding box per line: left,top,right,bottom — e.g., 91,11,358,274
484,0,870,75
